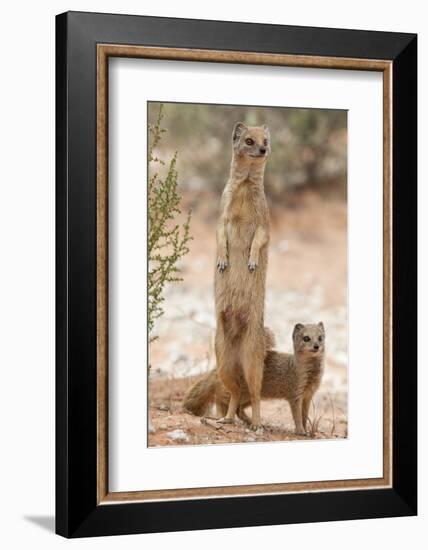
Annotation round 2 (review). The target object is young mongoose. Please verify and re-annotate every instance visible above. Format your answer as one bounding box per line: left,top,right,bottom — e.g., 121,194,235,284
214,122,271,429
184,323,326,435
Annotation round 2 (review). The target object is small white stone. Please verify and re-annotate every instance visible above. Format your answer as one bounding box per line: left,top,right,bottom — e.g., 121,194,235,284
166,429,190,442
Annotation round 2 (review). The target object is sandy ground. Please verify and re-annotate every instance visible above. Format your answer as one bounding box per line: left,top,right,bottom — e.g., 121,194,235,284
149,373,347,447
149,190,348,446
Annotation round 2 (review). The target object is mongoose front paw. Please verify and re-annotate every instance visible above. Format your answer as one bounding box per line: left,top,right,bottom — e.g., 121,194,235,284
248,260,258,272
217,259,228,272
295,429,307,436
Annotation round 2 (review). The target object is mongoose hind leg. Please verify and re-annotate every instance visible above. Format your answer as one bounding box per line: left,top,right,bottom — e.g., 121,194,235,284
216,399,235,424
222,386,241,424
240,341,264,430
215,399,228,419
215,331,241,424
216,363,241,424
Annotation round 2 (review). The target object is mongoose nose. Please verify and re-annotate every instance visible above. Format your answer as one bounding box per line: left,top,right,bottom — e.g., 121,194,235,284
313,344,319,351
259,147,266,154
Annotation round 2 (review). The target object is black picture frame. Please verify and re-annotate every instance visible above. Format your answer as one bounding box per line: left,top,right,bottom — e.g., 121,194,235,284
56,11,417,538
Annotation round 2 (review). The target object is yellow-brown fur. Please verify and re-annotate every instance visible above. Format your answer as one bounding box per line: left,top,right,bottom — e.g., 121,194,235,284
183,327,275,421
183,323,325,435
214,122,271,429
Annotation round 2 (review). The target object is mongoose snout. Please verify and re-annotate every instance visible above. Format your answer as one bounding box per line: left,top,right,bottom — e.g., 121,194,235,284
250,147,267,158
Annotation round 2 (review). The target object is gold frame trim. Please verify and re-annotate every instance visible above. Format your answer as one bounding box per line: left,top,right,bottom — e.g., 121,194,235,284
96,44,393,504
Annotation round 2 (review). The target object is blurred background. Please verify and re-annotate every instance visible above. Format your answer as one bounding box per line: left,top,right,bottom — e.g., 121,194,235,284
149,102,347,199
148,101,348,446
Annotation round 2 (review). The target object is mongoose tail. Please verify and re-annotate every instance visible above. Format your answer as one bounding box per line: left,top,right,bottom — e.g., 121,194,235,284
183,370,217,416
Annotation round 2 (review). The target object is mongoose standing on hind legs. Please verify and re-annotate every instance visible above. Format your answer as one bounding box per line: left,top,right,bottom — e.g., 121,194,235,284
214,121,271,430
184,323,326,435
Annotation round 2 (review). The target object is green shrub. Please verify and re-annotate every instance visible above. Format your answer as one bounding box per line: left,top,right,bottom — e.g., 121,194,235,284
148,105,192,339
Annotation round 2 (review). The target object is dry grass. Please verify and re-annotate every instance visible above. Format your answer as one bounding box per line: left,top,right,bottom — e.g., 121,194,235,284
328,393,337,436
307,400,324,438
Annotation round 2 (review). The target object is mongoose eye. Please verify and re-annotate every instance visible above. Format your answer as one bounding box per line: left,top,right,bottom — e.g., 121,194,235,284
303,336,311,342
318,336,323,342
245,138,254,146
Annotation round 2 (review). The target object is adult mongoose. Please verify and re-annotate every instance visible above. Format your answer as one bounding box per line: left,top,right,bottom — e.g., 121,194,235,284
214,122,271,429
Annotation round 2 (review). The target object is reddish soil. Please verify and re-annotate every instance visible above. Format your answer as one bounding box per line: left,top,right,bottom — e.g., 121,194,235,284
148,371,347,447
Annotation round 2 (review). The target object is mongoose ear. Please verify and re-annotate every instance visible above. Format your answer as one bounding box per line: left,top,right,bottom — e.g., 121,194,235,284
262,124,270,138
293,323,304,335
232,122,247,142
318,322,325,332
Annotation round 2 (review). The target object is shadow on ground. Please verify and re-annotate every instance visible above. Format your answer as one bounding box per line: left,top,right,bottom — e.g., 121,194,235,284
24,515,55,533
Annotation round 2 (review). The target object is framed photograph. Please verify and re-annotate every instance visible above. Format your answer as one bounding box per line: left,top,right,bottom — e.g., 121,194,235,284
56,11,417,538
